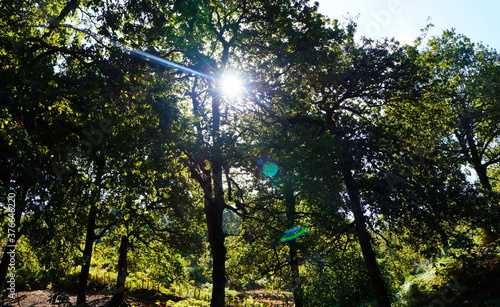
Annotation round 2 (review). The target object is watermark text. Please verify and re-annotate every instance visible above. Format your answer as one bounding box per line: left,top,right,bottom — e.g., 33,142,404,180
6,192,16,299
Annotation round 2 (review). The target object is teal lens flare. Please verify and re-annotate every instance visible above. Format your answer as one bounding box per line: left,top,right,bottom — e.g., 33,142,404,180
262,162,278,177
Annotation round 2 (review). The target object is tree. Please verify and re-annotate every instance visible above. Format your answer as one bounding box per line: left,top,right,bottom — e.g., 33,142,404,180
5,1,499,306
0,0,86,288
264,38,410,306
90,1,348,305
420,29,500,193
385,30,500,242
1,2,204,304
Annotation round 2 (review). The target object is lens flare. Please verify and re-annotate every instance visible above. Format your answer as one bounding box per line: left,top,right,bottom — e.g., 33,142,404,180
280,226,308,242
57,24,214,80
257,156,279,177
284,226,301,235
129,49,214,80
262,162,279,177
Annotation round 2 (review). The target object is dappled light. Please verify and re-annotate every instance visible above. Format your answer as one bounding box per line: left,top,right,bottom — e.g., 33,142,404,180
2,1,500,307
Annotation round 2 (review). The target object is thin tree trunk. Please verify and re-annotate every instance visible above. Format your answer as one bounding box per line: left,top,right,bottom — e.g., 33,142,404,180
76,158,105,307
76,205,98,307
284,183,304,307
456,118,498,243
289,241,304,307
341,165,391,307
109,235,129,306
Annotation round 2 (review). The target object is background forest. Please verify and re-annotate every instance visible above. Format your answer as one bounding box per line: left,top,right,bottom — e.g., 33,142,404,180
1,0,500,306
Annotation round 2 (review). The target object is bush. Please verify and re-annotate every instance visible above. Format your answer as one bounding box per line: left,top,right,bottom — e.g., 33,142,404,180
302,252,375,306
186,266,209,284
398,245,500,306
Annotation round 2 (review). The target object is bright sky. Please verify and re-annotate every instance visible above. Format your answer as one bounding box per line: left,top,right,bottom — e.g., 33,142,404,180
317,0,500,50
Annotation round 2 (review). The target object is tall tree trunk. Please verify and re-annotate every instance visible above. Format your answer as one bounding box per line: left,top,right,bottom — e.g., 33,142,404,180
289,241,304,307
284,183,304,307
456,115,499,243
109,235,129,306
191,161,226,307
341,165,391,307
206,198,226,307
76,204,98,307
76,158,105,307
187,63,228,307
208,93,226,307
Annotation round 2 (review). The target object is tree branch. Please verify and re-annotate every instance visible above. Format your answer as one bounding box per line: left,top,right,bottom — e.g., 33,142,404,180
44,0,81,37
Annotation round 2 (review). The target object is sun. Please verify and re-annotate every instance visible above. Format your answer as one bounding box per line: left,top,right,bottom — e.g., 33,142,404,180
219,73,244,98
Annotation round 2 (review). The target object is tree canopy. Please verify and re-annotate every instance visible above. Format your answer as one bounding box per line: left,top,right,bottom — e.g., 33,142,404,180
1,1,500,307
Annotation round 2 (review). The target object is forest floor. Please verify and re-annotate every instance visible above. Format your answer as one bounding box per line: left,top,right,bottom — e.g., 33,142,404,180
1,289,295,306
2,289,140,306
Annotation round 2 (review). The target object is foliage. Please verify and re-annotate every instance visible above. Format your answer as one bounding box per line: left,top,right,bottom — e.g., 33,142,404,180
1,0,500,306
398,238,500,306
302,248,374,306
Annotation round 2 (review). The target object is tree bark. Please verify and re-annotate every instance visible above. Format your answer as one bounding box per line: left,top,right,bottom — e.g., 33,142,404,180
189,94,227,307
465,131,492,191
206,198,226,307
289,241,304,307
44,0,81,34
341,165,391,307
76,205,98,307
457,111,492,191
109,235,129,306
76,158,105,307
208,93,226,307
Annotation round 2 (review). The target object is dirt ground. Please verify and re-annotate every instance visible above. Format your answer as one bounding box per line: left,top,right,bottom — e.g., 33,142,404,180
1,289,294,306
0,289,155,306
